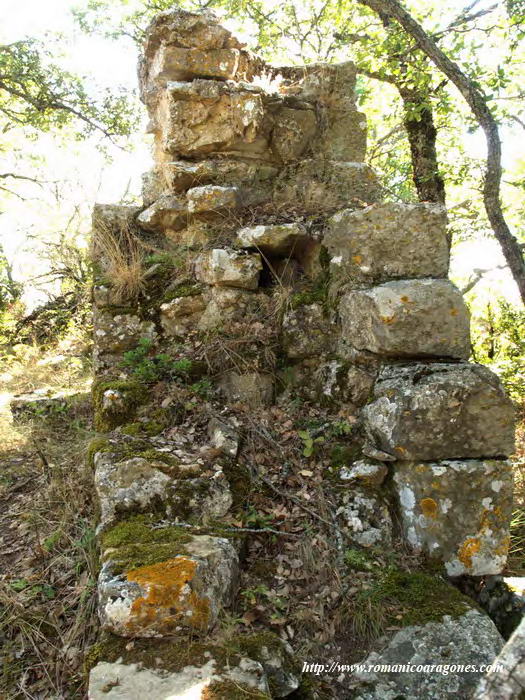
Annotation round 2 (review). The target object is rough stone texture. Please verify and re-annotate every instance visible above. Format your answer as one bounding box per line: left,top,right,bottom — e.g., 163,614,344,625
98,535,239,637
340,461,388,488
475,615,525,699
187,184,239,213
195,249,262,289
393,459,513,576
340,279,471,360
94,451,232,530
351,609,504,699
326,202,449,284
219,372,274,406
136,194,187,233
159,294,206,337
236,222,308,257
282,303,334,359
336,488,392,548
274,160,381,212
93,311,157,354
363,363,515,461
89,657,270,699
208,416,240,457
198,286,270,330
162,158,278,196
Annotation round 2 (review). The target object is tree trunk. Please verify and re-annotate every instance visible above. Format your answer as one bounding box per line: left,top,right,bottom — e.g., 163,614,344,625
359,0,525,304
399,88,446,203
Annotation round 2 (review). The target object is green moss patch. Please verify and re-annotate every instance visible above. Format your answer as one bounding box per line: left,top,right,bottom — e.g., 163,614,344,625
92,379,147,432
352,569,473,641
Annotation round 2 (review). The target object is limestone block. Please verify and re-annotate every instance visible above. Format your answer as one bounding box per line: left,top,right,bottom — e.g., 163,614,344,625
89,657,270,699
276,61,357,104
198,287,266,330
157,80,271,160
339,279,471,359
195,249,262,290
136,194,187,234
236,223,308,257
325,202,450,284
336,488,392,548
162,158,278,194
315,109,367,162
141,169,164,206
187,184,239,213
271,106,317,162
159,294,206,337
94,451,232,530
98,534,239,637
393,459,513,576
363,363,515,461
351,608,503,699
208,417,240,458
282,303,334,359
274,160,381,212
219,372,274,406
308,361,376,407
148,45,253,83
93,311,157,354
475,615,525,700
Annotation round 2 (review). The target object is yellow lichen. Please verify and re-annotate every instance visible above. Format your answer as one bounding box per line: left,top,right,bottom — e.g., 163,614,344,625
125,557,210,633
352,254,363,264
420,498,438,519
458,537,481,568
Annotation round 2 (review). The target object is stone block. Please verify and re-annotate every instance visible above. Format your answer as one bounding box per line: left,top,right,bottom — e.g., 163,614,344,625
161,158,278,193
282,303,334,359
271,106,317,162
94,451,232,530
136,194,187,234
98,534,239,637
195,249,262,290
363,363,515,461
352,608,503,699
339,279,471,359
159,294,206,337
187,184,239,213
274,160,381,213
326,202,449,284
236,223,308,257
315,108,367,162
393,458,513,576
219,372,274,406
93,311,157,354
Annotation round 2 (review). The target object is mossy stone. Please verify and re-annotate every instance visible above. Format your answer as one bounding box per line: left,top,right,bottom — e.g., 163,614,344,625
92,379,147,432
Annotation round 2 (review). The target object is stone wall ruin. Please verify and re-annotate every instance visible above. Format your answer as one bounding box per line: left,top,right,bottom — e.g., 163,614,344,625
87,9,516,699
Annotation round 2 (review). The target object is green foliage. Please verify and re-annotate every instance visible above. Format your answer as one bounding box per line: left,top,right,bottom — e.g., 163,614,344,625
471,298,525,399
0,39,135,138
121,337,194,384
297,429,325,458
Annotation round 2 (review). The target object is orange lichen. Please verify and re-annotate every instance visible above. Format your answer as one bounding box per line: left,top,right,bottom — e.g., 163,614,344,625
458,537,481,569
352,254,363,264
394,445,408,456
126,557,210,633
420,498,438,519
381,315,396,324
495,536,510,557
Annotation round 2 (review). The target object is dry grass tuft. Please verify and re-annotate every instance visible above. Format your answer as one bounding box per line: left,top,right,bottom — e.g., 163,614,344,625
94,219,147,303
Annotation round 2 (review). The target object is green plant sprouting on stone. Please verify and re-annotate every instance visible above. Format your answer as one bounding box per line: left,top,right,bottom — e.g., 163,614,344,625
121,337,194,384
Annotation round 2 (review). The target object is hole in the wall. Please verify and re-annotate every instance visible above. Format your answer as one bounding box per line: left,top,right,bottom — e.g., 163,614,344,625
259,255,302,287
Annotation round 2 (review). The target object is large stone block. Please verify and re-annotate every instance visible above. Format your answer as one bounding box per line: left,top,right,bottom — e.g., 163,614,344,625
315,108,367,162
325,202,449,284
282,303,335,359
94,451,232,530
351,608,503,699
339,279,471,359
161,158,278,194
136,194,187,234
363,363,515,461
187,184,239,213
195,249,262,290
219,372,274,406
236,223,308,257
394,459,513,576
273,160,381,213
98,534,239,637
